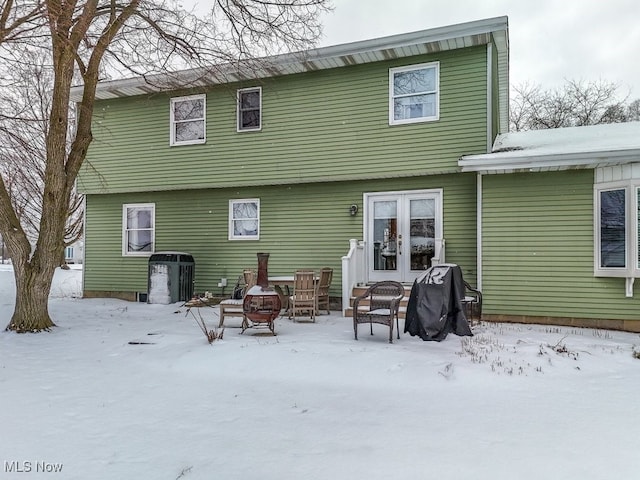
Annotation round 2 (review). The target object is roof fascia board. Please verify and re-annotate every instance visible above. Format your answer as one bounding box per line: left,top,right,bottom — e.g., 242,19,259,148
459,148,640,173
306,16,508,60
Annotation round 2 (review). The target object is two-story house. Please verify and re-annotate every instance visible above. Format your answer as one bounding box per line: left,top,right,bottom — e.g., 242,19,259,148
73,16,509,311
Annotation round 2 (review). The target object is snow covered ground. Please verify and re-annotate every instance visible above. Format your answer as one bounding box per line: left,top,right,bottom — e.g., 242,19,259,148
1,265,639,479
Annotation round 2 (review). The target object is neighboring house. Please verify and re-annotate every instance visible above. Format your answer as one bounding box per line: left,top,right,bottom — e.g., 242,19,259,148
64,240,84,264
72,19,509,308
460,121,640,332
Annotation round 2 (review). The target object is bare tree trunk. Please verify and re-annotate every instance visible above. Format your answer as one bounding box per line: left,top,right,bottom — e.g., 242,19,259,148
7,262,56,332
0,0,330,333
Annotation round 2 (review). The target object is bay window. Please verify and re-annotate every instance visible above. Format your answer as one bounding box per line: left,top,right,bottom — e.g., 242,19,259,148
594,182,640,283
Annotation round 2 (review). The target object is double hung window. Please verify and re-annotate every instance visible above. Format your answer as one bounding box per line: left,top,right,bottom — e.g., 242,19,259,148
170,94,206,145
237,87,261,132
389,62,439,125
123,204,155,256
229,199,260,240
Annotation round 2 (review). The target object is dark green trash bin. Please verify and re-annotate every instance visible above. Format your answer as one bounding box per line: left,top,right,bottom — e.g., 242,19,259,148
148,251,195,304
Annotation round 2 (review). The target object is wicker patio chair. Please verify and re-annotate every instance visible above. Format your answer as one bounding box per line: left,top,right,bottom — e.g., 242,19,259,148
353,280,405,343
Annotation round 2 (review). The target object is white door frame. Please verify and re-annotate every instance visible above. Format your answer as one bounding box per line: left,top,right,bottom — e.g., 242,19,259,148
364,189,443,283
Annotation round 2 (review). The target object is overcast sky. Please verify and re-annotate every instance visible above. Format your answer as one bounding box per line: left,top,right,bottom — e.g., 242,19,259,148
317,0,640,99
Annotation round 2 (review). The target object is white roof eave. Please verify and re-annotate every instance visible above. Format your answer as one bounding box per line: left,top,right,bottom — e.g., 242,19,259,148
459,148,640,174
70,16,508,102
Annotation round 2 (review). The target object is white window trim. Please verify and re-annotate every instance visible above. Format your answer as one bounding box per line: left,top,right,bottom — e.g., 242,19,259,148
237,87,262,132
594,180,636,278
122,203,155,257
170,94,206,146
389,62,440,126
229,199,260,240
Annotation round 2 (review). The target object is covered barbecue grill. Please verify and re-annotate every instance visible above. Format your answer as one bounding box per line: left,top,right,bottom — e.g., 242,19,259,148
404,263,473,342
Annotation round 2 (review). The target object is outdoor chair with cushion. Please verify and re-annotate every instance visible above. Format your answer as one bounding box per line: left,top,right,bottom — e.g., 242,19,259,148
316,267,333,314
461,281,482,323
353,280,405,343
218,269,256,328
288,270,318,322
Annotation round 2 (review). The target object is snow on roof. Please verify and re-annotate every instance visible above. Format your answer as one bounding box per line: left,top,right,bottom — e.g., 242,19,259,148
459,121,640,173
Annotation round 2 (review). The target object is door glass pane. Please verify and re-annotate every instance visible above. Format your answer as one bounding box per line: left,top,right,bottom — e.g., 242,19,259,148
600,189,625,268
373,200,397,271
409,198,435,271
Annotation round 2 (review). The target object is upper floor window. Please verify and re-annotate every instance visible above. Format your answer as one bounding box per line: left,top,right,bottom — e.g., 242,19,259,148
237,87,262,132
229,199,260,240
170,94,205,145
123,203,155,256
389,62,439,125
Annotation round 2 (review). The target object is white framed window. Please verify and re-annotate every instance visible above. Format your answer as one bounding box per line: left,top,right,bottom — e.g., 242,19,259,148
595,186,627,274
237,87,262,132
170,94,206,145
593,180,640,279
123,203,155,256
229,199,260,240
389,62,439,125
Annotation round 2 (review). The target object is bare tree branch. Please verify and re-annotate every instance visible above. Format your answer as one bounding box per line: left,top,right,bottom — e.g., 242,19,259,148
510,79,638,131
0,0,331,332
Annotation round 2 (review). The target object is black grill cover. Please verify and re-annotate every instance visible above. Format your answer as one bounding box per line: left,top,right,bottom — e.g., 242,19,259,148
404,264,473,342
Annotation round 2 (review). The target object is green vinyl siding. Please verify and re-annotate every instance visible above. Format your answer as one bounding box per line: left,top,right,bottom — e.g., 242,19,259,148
83,173,478,297
483,170,640,322
79,46,489,194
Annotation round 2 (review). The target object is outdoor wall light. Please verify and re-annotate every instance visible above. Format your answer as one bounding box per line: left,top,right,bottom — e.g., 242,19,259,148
349,204,358,216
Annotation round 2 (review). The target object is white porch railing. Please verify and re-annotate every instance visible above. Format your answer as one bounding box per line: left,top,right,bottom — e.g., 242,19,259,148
340,237,445,316
341,239,365,316
430,238,446,266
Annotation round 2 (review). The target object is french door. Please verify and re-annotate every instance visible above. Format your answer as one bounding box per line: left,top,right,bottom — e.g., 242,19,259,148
366,190,442,283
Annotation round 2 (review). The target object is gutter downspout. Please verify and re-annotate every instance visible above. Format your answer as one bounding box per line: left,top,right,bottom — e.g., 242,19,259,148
477,43,493,290
81,194,86,298
477,173,483,291
486,43,493,154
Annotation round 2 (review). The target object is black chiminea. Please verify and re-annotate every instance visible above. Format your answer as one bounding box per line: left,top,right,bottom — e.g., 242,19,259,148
242,253,281,334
